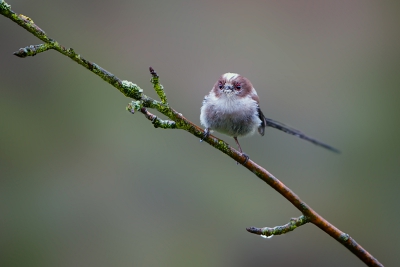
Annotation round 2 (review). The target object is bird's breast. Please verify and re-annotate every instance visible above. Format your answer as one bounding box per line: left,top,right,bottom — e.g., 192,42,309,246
200,94,261,137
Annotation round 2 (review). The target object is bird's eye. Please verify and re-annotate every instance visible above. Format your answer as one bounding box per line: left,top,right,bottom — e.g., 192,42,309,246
218,82,223,89
235,83,242,90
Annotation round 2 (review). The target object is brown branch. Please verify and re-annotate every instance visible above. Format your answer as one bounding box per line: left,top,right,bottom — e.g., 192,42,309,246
0,2,383,266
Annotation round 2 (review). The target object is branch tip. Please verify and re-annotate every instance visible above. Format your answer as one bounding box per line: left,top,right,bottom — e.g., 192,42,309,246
127,100,142,114
149,66,158,77
149,67,168,104
246,226,262,235
13,44,52,58
247,215,310,238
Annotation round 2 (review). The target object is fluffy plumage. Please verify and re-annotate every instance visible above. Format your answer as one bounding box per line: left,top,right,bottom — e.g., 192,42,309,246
200,73,340,154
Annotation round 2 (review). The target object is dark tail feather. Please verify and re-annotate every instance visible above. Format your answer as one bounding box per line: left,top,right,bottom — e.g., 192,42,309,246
264,117,340,153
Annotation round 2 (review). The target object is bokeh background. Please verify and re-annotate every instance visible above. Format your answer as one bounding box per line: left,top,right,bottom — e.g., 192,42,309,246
1,0,399,266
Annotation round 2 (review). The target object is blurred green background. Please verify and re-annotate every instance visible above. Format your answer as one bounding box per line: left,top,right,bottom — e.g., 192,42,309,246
1,0,399,266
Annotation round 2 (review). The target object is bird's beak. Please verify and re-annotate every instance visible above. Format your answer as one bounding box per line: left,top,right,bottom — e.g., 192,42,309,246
224,83,233,91
223,84,234,93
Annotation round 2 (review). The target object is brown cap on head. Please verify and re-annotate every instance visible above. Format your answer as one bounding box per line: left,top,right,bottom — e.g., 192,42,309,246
212,73,259,101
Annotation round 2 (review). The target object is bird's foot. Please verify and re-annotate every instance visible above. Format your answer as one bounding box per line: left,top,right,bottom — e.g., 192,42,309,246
237,153,249,165
200,128,210,142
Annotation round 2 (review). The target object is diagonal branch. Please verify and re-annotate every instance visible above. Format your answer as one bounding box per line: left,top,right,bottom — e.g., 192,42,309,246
0,2,383,266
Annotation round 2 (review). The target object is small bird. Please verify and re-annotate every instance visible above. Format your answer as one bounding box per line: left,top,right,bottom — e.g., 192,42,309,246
200,73,340,158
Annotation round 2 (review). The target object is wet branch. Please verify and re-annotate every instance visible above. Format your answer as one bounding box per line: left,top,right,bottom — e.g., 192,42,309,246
0,1,383,266
246,215,310,238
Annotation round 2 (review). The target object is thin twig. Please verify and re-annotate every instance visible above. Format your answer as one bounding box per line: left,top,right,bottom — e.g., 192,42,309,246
149,67,168,104
0,2,383,266
13,43,52,57
246,215,310,237
133,105,177,129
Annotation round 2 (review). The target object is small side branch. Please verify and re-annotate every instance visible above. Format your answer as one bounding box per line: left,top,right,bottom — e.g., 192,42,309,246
13,43,52,57
127,102,177,129
140,107,177,129
149,67,168,104
246,215,310,238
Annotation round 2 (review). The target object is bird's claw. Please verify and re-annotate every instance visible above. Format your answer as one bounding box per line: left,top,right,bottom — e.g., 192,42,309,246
242,153,249,164
200,128,210,142
236,153,249,165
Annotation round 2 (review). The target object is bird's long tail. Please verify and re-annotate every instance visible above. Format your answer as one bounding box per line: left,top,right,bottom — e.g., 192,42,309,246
264,117,340,153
